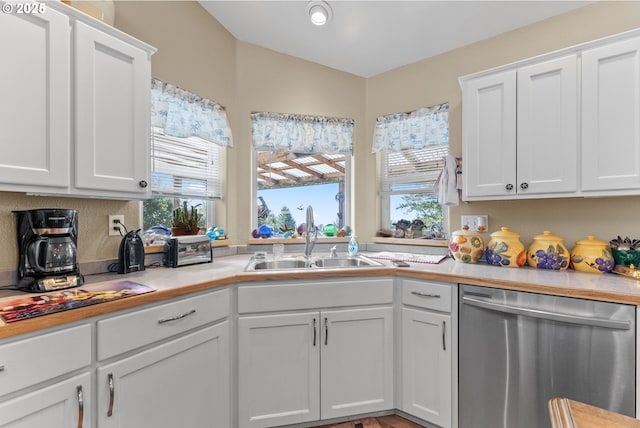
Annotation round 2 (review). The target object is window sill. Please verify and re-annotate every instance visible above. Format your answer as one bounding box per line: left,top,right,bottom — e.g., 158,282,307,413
247,237,450,248
144,239,229,254
247,237,351,245
370,237,449,247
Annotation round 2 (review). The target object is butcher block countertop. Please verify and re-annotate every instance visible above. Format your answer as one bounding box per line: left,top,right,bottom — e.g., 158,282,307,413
549,398,640,428
2,253,640,339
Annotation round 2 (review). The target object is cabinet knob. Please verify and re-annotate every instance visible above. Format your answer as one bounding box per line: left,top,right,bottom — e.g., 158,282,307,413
520,182,529,190
505,184,514,191
138,180,148,188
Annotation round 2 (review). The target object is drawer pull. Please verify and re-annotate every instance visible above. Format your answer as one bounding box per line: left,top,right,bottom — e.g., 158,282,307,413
107,373,115,417
411,291,441,298
77,385,84,428
0,365,4,372
158,309,197,324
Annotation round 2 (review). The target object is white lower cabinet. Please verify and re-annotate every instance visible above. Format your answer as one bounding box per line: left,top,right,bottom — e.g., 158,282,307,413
320,308,394,420
402,308,451,427
238,306,394,428
0,373,90,428
0,324,92,428
97,321,229,428
238,312,320,427
400,279,455,428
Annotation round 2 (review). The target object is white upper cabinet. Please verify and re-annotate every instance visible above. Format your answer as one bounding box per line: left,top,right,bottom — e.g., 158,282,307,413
74,21,152,197
0,2,155,199
461,29,640,200
517,55,578,195
462,70,517,198
0,8,70,190
581,36,640,193
462,55,578,200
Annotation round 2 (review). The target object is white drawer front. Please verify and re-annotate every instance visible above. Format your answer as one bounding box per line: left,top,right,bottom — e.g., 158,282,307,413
97,288,229,360
402,279,453,312
0,324,91,397
238,278,394,314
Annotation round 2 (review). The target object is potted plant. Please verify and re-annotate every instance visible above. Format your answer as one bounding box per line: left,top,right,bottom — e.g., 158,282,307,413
171,202,201,236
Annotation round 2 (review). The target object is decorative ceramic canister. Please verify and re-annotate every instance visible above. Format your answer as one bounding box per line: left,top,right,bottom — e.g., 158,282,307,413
449,227,484,263
527,230,570,270
485,227,526,268
570,235,614,274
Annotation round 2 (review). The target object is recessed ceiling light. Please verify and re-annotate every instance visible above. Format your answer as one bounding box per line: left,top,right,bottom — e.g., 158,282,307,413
306,1,332,26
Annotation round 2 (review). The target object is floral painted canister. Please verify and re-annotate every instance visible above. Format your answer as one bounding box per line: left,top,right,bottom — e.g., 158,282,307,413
449,229,484,263
527,230,570,270
485,227,526,268
570,235,614,274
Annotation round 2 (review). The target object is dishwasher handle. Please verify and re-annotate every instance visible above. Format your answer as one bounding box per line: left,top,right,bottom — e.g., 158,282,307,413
462,296,631,330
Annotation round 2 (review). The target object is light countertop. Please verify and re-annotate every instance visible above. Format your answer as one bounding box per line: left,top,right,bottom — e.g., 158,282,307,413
1,253,640,339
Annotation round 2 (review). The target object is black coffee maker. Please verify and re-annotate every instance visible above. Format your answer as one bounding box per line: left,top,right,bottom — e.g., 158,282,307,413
14,209,84,292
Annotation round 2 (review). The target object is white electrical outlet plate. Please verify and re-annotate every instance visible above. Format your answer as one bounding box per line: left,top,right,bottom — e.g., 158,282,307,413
461,215,488,232
109,215,125,236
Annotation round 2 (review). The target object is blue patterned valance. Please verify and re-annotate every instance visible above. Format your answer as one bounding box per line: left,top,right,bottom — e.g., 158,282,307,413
251,112,353,154
372,103,448,152
151,78,233,147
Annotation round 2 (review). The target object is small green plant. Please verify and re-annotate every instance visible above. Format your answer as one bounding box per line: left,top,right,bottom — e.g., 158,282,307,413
172,201,201,234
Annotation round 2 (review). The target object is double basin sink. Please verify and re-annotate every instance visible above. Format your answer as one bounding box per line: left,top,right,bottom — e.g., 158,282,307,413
245,254,384,271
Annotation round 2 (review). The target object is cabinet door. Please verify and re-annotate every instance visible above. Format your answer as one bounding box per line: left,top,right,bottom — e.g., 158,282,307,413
0,373,90,428
401,308,452,428
320,307,394,419
462,70,517,199
97,322,229,428
0,7,69,190
582,36,640,192
517,55,578,195
238,313,320,428
74,20,151,197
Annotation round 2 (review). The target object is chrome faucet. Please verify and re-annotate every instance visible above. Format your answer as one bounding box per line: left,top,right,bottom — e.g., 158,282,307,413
304,205,317,257
329,245,338,257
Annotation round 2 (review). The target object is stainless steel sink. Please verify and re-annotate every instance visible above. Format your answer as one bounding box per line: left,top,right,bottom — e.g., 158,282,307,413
245,255,383,271
314,255,382,268
251,259,311,270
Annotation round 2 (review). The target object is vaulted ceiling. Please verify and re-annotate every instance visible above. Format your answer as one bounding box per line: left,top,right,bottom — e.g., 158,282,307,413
199,1,590,77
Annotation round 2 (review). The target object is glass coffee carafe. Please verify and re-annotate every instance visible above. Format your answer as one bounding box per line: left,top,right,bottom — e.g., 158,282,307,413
27,235,78,274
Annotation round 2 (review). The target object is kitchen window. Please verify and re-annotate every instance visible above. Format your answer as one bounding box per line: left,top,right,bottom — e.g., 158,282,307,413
374,103,449,238
142,128,224,229
252,112,353,235
143,79,232,231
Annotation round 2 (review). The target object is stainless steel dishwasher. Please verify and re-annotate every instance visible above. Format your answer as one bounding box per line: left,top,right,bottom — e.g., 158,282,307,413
459,284,635,428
